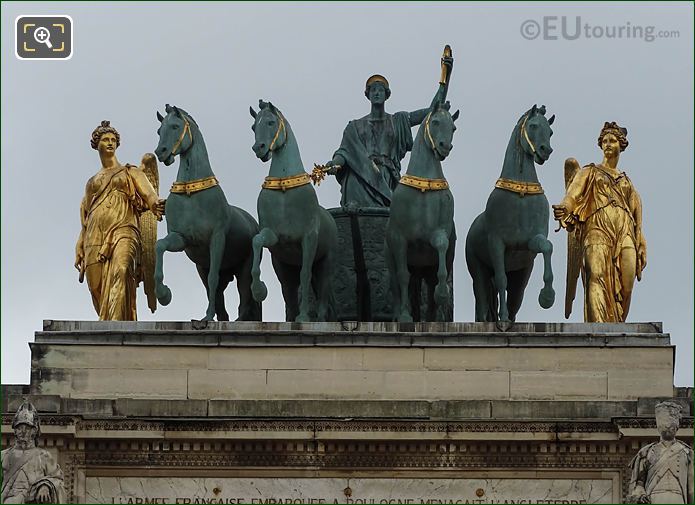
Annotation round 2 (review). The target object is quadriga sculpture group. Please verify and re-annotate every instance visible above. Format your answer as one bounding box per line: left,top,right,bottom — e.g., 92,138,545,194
76,45,646,324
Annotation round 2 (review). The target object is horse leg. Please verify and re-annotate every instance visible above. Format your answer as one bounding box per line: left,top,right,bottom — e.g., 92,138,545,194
430,229,451,310
273,257,299,322
506,267,533,322
154,232,186,306
312,256,334,322
387,232,413,323
201,229,226,321
215,276,231,322
408,271,423,322
236,254,262,321
466,241,490,322
470,264,492,322
297,230,319,322
425,272,437,322
528,234,555,309
250,228,278,303
487,234,510,321
195,264,230,321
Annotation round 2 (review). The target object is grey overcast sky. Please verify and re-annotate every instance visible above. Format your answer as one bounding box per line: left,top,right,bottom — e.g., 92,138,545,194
1,2,693,386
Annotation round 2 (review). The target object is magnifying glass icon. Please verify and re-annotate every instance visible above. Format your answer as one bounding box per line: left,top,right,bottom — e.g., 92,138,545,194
33,26,53,49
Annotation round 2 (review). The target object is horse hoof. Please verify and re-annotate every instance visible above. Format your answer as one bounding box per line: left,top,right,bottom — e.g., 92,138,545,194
539,287,555,309
251,281,268,302
496,321,512,332
201,313,215,322
156,285,172,306
295,313,311,323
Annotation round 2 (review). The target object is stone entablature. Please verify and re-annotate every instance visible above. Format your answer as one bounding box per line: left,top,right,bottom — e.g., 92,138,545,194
30,321,674,402
1,414,693,503
2,320,690,503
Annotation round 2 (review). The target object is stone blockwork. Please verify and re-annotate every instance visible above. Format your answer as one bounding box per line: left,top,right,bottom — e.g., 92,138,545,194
2,320,690,504
30,321,674,402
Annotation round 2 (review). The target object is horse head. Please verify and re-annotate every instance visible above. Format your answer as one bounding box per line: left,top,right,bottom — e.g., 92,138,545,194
518,104,554,165
250,100,287,163
423,101,460,161
155,104,195,166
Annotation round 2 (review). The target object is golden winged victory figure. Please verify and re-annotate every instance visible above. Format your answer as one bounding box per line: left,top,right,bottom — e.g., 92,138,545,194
74,121,165,320
553,122,647,322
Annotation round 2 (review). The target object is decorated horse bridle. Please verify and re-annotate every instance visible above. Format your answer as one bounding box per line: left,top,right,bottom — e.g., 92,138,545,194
494,112,544,197
170,115,193,156
260,110,311,192
269,112,286,151
519,112,537,155
423,111,437,151
399,111,449,193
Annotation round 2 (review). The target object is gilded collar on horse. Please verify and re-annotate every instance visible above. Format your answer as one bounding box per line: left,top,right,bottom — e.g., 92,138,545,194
262,173,311,191
400,174,449,192
170,176,219,196
495,177,544,196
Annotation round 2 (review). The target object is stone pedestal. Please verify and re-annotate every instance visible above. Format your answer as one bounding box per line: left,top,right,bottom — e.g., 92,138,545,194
2,321,692,504
329,208,453,322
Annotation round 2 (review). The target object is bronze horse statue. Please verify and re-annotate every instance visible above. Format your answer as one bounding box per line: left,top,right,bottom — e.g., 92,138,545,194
154,105,261,321
385,101,459,322
249,100,338,322
465,105,555,322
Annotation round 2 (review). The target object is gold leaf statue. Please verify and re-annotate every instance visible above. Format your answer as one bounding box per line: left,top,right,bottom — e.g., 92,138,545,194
562,158,582,319
553,122,647,322
75,121,165,320
139,153,160,314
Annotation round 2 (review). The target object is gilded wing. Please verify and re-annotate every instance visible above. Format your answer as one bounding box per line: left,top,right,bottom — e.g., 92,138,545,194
564,157,581,319
140,153,159,313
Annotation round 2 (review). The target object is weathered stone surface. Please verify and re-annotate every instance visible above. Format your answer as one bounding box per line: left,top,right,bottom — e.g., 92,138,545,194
55,368,188,399
608,369,674,400
85,476,615,504
187,370,267,400
28,322,675,402
491,400,636,420
3,394,60,414
208,347,363,371
636,396,692,416
38,319,667,335
510,372,608,400
207,399,435,418
113,399,208,417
